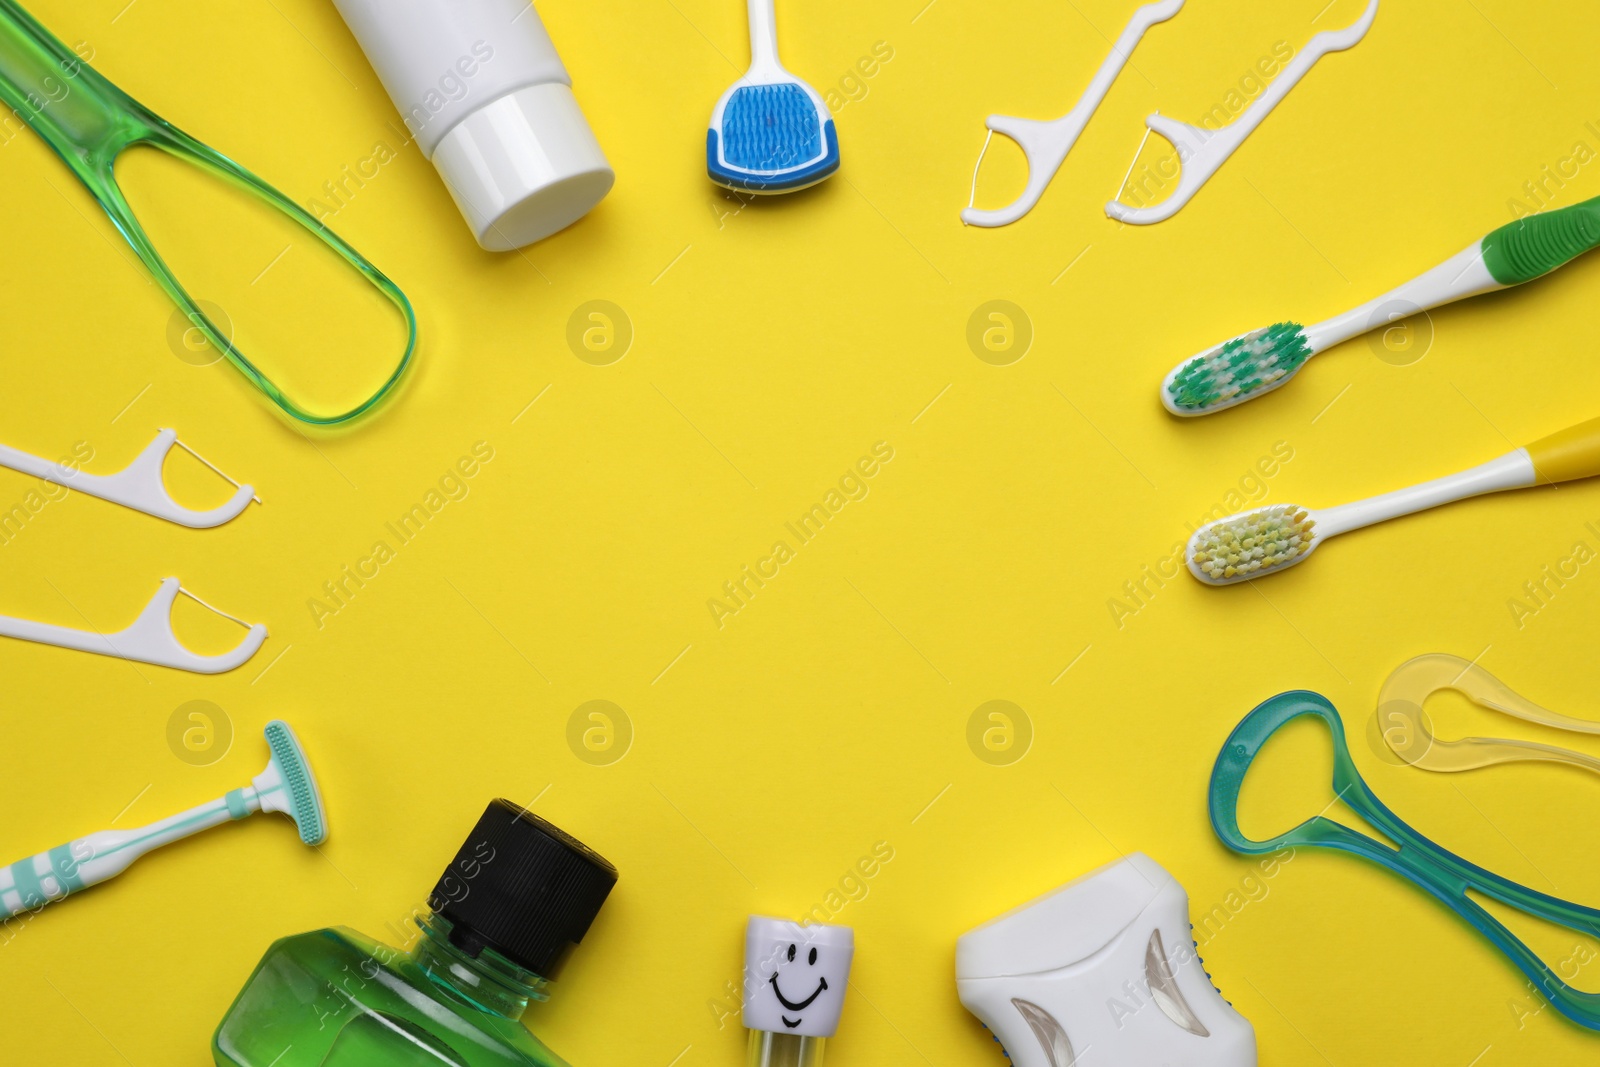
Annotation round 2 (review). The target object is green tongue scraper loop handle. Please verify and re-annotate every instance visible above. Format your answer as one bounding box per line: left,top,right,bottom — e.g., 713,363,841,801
1210,690,1600,1032
0,0,415,425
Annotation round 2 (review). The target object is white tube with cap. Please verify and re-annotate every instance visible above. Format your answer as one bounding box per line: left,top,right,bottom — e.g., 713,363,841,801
332,0,614,250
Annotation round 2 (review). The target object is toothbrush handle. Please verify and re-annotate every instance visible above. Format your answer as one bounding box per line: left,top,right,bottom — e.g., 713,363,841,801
1483,194,1600,286
1302,194,1600,354
746,0,780,70
1,841,90,919
1526,415,1600,484
0,795,248,919
1316,450,1535,539
1302,242,1505,353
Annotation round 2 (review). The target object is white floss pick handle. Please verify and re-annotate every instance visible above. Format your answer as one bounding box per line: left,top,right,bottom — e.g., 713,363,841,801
963,0,1185,228
744,916,854,1066
956,854,1256,1067
1106,0,1378,225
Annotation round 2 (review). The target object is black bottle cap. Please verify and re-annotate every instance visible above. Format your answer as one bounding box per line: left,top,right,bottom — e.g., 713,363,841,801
429,799,618,979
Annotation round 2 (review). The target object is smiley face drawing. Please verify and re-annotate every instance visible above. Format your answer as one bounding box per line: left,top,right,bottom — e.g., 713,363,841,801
771,942,828,1028
743,917,856,1040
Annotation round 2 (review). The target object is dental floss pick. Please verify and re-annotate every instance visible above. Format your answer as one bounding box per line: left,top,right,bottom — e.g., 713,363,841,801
963,0,1185,227
0,578,267,674
0,429,257,529
1106,0,1379,225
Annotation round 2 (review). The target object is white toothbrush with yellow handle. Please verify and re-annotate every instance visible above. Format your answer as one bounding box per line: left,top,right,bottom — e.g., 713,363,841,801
1188,415,1600,585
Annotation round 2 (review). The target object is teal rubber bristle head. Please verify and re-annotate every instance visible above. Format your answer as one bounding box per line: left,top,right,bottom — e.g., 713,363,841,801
1162,322,1312,416
261,720,327,846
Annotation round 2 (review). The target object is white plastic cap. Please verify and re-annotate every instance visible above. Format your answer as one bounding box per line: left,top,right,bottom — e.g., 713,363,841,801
743,917,854,1038
430,82,614,251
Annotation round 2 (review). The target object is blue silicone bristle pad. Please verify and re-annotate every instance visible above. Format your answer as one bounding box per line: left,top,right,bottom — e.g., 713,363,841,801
721,83,822,171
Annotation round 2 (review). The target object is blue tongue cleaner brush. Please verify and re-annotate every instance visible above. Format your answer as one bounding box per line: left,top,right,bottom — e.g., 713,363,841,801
956,853,1258,1067
0,721,326,918
1212,691,1600,1031
706,0,839,193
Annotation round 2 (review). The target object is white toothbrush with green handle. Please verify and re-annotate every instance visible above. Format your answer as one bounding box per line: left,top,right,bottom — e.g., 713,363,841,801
0,721,325,918
1163,196,1600,416
1187,414,1600,584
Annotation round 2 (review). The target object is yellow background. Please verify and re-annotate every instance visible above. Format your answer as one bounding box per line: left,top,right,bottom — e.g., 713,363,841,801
3,0,1600,1062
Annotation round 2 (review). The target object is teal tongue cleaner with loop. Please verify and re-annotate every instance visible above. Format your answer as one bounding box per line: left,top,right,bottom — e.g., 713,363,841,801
1209,690,1600,1031
0,0,415,425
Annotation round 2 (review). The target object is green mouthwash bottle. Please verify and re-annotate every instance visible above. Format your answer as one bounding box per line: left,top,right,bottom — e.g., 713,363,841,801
213,799,618,1067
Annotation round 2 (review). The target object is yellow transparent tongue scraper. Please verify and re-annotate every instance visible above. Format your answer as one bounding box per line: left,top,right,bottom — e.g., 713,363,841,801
1378,653,1600,777
0,0,415,425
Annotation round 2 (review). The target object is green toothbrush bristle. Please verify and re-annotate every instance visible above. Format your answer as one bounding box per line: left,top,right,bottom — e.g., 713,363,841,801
1168,322,1311,412
1192,505,1315,583
265,722,324,845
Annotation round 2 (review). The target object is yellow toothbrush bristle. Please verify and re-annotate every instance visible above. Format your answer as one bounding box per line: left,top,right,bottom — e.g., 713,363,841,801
1192,506,1315,582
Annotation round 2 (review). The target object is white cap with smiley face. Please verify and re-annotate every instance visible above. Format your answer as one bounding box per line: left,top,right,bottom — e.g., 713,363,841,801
743,916,855,1039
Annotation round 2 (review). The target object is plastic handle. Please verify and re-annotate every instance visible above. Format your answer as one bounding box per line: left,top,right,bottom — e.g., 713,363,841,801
0,430,254,528
1482,194,1600,286
746,0,780,72
0,578,267,673
1525,414,1600,484
0,0,415,425
1209,690,1600,1031
0,794,248,918
962,0,1184,228
1106,0,1377,225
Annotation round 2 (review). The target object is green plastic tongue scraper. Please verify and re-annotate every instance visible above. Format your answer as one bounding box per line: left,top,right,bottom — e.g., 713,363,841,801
1211,690,1600,1031
0,0,415,425
0,721,325,918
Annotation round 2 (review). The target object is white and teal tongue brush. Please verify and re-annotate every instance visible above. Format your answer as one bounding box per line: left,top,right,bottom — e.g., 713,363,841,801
1163,195,1600,415
0,721,325,918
